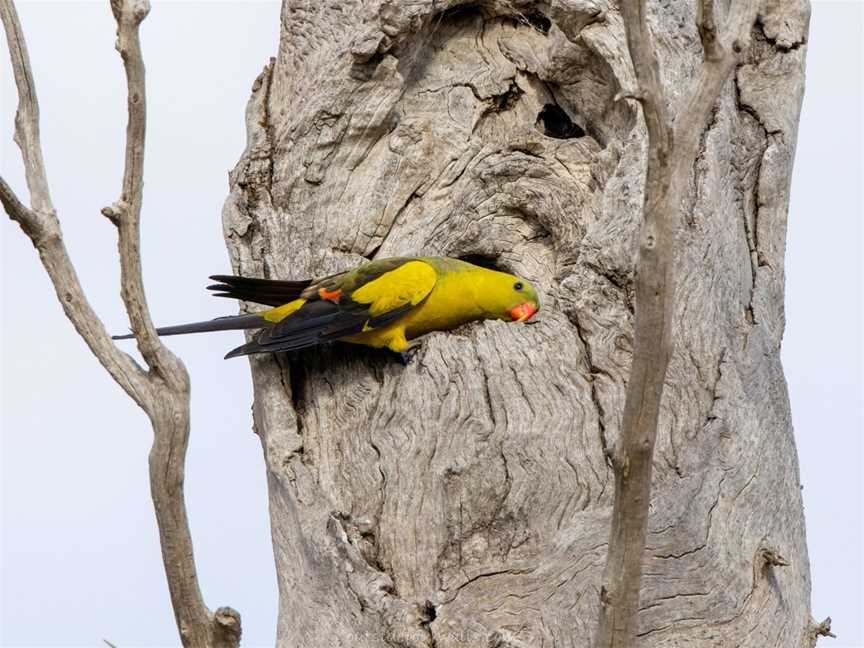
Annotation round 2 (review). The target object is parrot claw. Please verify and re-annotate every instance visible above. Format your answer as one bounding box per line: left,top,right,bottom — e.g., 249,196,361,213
397,340,423,365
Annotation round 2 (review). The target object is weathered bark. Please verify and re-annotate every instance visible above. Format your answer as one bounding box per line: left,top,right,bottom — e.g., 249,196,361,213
223,1,817,646
594,2,762,645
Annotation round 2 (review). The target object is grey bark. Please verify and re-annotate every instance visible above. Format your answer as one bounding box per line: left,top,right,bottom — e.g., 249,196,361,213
594,1,764,645
222,1,819,646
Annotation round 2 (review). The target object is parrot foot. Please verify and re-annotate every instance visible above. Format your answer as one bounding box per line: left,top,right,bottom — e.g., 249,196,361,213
396,340,423,365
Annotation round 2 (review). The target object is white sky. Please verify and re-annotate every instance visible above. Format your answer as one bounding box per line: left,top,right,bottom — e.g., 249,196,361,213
1,1,861,646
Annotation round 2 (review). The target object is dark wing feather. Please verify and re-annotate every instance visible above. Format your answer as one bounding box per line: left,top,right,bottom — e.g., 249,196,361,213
224,298,419,359
212,258,413,306
224,300,367,358
208,274,313,307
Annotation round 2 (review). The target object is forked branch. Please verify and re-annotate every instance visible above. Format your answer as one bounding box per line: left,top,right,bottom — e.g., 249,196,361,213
593,1,758,647
0,0,148,405
0,1,240,646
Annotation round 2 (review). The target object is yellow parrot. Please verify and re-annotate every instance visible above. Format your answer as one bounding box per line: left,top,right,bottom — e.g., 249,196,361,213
115,256,540,360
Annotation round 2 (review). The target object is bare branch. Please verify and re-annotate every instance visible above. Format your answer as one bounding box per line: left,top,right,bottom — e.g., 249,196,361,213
673,0,760,169
619,0,671,163
593,3,675,641
0,180,149,404
812,617,836,641
593,1,759,647
697,0,722,62
103,2,240,646
0,174,36,226
0,3,148,407
1,1,241,645
0,0,52,213
106,0,180,381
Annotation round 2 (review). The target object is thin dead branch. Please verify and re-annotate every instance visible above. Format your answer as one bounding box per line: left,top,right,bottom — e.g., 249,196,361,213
593,1,759,647
0,1,240,646
0,0,51,213
811,617,836,642
107,0,170,374
0,0,147,405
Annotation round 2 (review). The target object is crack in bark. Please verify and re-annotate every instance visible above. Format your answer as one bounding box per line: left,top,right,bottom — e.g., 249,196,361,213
238,61,276,208
260,58,276,194
569,307,611,466
636,542,790,640
372,189,420,257
651,471,726,561
687,102,720,229
699,348,728,432
639,590,711,612
471,77,524,135
447,565,535,603
755,15,807,53
732,71,776,326
279,355,306,442
582,261,634,314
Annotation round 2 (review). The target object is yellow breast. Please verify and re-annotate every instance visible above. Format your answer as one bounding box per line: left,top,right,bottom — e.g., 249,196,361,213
342,270,487,352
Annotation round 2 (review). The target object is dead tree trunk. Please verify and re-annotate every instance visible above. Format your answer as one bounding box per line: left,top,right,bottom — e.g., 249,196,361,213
222,1,818,645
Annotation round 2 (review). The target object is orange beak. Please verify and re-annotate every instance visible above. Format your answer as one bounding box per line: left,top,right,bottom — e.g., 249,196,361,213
509,302,538,322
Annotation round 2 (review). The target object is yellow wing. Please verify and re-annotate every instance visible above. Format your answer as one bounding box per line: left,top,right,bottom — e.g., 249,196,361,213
349,260,437,316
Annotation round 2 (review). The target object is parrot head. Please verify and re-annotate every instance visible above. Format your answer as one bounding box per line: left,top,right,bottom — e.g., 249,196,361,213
492,273,539,322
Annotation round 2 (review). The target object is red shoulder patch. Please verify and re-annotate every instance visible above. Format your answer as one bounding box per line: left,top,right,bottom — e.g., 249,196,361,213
318,287,342,303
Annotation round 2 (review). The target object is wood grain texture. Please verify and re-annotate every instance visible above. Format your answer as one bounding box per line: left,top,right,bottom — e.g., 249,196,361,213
593,1,764,644
222,1,815,645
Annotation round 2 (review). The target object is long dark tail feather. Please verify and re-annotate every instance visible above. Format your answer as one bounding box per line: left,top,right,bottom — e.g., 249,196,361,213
222,299,401,360
225,345,262,360
207,274,312,307
112,313,267,340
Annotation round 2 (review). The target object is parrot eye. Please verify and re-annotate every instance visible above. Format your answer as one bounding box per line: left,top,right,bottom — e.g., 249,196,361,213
513,282,524,291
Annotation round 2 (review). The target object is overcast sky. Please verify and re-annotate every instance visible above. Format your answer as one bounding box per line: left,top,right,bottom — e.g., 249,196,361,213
1,1,861,647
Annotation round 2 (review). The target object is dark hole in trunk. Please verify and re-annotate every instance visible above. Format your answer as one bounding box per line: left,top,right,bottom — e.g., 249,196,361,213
459,254,506,272
423,600,437,622
524,11,551,34
537,103,586,139
440,3,482,21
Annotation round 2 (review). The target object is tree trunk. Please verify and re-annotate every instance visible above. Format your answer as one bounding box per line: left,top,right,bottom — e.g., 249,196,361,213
221,1,815,646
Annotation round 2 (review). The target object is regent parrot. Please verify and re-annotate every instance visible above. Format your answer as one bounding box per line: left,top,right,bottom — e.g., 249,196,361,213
114,256,540,360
